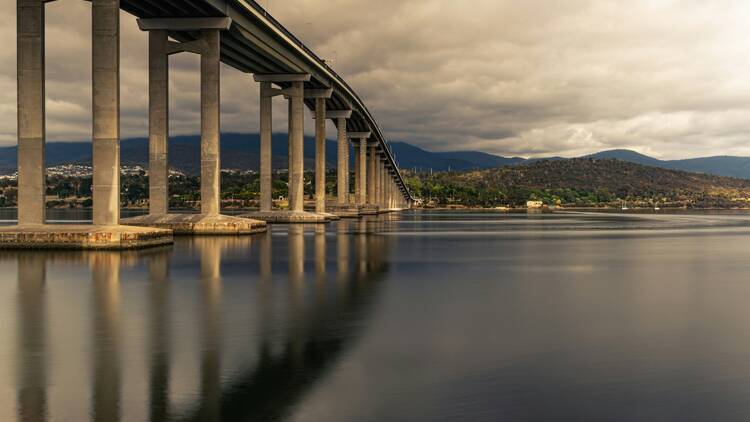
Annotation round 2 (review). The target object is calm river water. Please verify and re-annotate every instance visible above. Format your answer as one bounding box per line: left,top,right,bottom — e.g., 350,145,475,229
4,210,750,421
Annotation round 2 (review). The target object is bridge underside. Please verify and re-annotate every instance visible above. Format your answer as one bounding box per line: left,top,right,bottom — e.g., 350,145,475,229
120,1,381,144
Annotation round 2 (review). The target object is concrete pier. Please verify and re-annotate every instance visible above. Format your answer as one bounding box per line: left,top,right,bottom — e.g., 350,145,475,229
201,29,221,216
259,82,273,213
1,0,173,250
354,142,361,205
0,225,172,250
124,22,265,234
92,0,121,226
337,118,349,206
149,29,169,215
314,97,326,214
377,157,385,212
326,111,358,218
17,0,46,226
241,75,325,224
358,138,367,206
287,80,304,213
367,144,376,206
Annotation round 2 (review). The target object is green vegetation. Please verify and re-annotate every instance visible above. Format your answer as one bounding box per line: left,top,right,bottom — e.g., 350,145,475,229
405,158,750,208
1,158,747,210
0,170,341,209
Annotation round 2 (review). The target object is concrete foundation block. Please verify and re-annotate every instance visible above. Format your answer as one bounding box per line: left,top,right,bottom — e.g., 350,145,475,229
239,210,328,224
0,224,173,250
121,213,267,235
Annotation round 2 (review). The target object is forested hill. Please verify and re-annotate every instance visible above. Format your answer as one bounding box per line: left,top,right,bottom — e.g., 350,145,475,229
480,158,750,193
406,158,750,208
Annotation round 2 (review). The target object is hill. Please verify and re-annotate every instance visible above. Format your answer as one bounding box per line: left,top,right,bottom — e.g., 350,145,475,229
405,158,750,208
586,149,750,180
389,141,524,171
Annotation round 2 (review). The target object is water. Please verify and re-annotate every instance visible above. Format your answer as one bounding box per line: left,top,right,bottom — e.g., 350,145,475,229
5,210,750,421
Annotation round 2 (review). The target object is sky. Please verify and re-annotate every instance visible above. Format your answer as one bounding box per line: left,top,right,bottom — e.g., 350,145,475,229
1,0,750,159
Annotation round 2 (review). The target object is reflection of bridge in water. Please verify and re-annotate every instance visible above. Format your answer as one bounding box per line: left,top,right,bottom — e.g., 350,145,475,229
6,219,391,421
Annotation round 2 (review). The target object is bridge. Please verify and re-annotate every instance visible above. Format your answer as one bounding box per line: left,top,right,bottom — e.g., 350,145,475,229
6,0,414,249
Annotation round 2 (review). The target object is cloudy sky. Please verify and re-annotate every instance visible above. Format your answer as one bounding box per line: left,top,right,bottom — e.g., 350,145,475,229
1,0,750,159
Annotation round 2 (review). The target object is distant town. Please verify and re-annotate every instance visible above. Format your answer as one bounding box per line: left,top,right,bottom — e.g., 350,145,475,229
0,157,749,211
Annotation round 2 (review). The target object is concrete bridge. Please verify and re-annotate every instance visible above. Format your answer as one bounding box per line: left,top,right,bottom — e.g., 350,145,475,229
4,0,414,249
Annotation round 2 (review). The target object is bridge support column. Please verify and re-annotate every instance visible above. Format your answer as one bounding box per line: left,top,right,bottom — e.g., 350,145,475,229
237,74,324,223
348,131,371,211
17,0,46,226
391,175,395,210
306,91,335,219
352,140,362,206
259,82,273,212
314,98,326,214
200,29,221,216
336,118,349,205
374,154,381,209
92,0,121,226
148,29,169,215
287,81,304,213
379,159,385,209
358,139,367,206
122,18,265,234
367,145,377,206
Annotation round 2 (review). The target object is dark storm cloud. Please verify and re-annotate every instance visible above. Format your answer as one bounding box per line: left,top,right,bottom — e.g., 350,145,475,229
1,0,750,158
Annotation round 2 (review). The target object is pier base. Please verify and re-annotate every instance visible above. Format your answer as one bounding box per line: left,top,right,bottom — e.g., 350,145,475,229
318,212,341,221
327,204,362,218
0,225,173,250
121,213,266,235
239,210,327,224
359,205,380,216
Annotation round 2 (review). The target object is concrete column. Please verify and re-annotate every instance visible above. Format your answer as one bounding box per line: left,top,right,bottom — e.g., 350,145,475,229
387,172,392,207
382,164,387,207
259,82,273,212
287,81,304,212
367,145,377,205
389,179,394,209
358,139,367,205
201,29,221,215
373,154,380,206
378,158,384,207
92,0,121,226
336,118,348,206
353,143,360,203
149,29,169,215
17,0,46,225
315,98,326,214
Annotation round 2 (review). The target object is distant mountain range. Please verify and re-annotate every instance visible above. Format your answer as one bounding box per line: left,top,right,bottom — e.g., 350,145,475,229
392,144,750,180
1,134,750,180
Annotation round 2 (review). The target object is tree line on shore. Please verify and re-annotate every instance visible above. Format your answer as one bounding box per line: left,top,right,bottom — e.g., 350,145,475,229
1,158,749,209
404,158,750,209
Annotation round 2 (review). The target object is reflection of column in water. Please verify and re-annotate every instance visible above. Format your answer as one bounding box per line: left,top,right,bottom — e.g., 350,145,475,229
259,228,273,281
17,254,47,422
356,219,368,275
288,225,305,285
314,225,326,283
336,221,351,284
287,225,306,360
147,250,171,421
198,238,222,422
258,230,273,356
314,225,328,309
91,253,122,422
